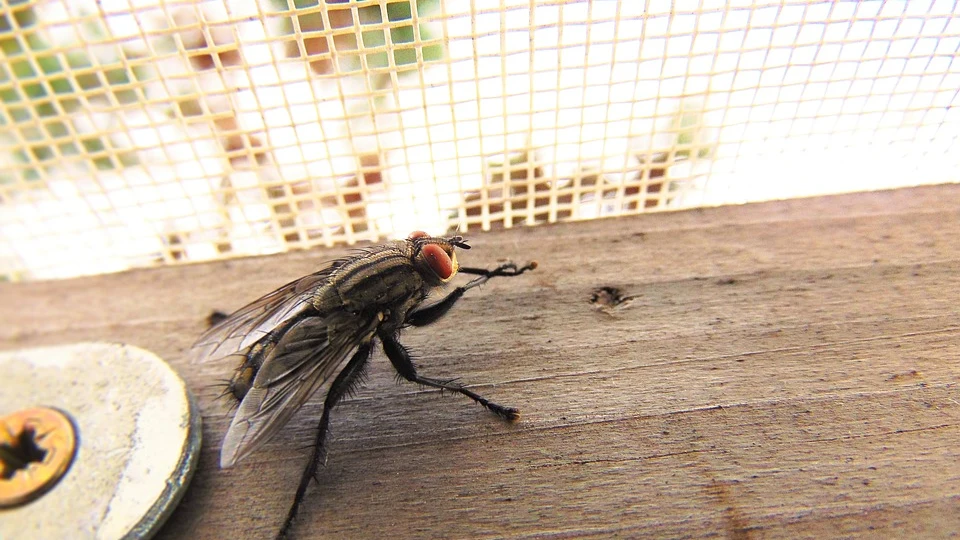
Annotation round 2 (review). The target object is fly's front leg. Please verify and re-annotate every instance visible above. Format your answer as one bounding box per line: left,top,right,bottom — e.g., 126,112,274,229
459,260,538,291
380,332,519,421
407,260,537,327
277,343,372,540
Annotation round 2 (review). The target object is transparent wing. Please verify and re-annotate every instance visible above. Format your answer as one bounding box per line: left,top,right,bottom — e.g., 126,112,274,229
219,311,380,467
190,267,338,364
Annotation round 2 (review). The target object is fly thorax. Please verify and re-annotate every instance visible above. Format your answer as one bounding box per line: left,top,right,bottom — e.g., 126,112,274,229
311,282,343,312
335,261,426,313
309,244,403,310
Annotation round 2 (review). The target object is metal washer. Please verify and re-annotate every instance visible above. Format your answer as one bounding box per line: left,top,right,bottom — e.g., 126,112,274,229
0,343,201,539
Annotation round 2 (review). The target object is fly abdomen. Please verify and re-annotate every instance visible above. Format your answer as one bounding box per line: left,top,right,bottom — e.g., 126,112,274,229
226,313,309,402
227,340,272,402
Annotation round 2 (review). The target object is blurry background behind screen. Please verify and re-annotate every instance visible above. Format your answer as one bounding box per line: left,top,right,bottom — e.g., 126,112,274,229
1,0,958,280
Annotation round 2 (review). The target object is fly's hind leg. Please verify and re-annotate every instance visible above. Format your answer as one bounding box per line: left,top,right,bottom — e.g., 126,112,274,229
380,332,519,421
276,343,372,540
406,260,537,327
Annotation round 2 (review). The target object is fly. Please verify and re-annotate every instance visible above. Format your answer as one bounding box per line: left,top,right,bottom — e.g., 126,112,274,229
191,231,537,539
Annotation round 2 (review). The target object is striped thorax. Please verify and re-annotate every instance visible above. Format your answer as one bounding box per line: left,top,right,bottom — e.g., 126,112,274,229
312,232,465,331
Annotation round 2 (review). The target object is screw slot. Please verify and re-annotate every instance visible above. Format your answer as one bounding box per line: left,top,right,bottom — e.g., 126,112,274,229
0,427,49,479
0,407,78,508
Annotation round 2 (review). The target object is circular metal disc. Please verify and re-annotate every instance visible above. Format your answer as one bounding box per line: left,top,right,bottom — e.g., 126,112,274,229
0,343,201,539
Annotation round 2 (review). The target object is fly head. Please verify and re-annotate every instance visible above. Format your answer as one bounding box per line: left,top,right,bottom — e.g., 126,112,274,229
406,231,469,285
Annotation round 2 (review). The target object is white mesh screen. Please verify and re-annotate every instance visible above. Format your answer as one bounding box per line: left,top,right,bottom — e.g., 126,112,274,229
1,0,958,280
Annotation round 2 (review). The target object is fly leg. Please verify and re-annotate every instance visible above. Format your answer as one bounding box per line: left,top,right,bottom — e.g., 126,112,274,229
380,332,519,421
406,260,537,327
459,260,538,288
277,343,372,540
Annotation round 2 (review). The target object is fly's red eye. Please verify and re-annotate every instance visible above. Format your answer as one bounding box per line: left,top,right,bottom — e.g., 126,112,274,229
408,231,429,240
421,244,455,280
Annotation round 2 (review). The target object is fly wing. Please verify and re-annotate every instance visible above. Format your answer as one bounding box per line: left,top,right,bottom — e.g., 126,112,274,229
219,310,380,467
190,267,337,364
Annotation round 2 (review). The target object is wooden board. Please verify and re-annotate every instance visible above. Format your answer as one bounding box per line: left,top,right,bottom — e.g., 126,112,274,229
2,184,959,539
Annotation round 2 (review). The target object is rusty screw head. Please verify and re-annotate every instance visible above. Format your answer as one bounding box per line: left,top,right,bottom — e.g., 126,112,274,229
0,407,77,508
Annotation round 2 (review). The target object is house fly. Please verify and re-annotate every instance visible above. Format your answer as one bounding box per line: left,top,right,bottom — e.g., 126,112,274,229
191,231,537,539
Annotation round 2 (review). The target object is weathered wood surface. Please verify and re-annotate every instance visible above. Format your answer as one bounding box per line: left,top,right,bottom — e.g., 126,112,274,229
2,184,959,539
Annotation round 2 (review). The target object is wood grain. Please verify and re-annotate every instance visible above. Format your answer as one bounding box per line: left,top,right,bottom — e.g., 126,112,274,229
2,184,959,539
